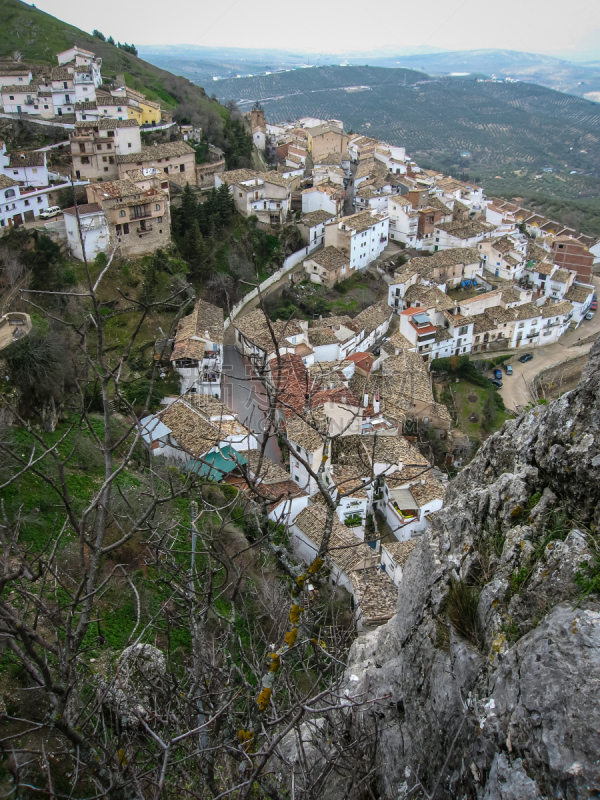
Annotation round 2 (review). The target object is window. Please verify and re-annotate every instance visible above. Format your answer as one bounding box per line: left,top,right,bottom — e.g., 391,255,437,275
154,203,160,211
119,210,126,217
5,189,15,199
459,325,468,336
128,143,132,148
116,224,122,235
44,105,49,109
123,223,129,235
102,156,107,162
8,96,14,100
104,167,109,172
180,164,185,172
24,199,30,206
63,81,67,89
97,144,102,150
157,216,162,223
37,197,42,203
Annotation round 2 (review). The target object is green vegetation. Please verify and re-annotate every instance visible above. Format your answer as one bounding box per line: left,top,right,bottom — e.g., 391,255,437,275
1,0,227,137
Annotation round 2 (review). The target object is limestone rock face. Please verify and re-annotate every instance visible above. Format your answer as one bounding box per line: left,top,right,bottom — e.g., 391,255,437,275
296,339,600,799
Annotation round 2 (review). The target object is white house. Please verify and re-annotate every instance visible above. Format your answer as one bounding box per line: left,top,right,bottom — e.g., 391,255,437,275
170,298,224,397
478,235,527,280
432,220,493,252
380,477,445,541
301,183,344,217
387,195,419,247
324,210,389,272
0,175,49,228
1,147,48,188
297,209,336,245
381,540,417,587
63,203,109,261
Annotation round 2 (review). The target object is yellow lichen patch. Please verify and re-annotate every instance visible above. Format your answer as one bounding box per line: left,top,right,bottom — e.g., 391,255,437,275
284,627,298,647
308,557,324,574
289,604,304,625
256,687,272,711
312,638,327,649
491,632,507,655
267,653,281,673
511,506,523,518
238,729,254,749
118,749,127,766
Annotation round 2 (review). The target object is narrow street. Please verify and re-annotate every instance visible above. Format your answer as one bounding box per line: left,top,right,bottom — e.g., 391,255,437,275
222,344,284,467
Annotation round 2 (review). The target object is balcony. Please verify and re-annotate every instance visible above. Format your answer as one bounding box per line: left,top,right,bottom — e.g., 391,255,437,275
132,211,152,220
526,331,539,338
136,225,153,234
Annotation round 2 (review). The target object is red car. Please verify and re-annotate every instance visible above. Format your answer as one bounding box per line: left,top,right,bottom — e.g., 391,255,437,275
591,300,598,311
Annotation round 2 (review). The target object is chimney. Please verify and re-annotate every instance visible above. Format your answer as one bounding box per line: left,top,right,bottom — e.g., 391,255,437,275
364,393,369,408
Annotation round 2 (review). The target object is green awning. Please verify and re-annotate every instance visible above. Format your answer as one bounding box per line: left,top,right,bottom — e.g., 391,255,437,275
185,445,247,481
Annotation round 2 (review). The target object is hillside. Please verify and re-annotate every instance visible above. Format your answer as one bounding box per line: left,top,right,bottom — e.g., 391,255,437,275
211,66,600,235
0,0,227,136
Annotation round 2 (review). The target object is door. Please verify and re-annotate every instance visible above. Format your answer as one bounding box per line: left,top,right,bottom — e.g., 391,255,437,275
16,105,21,113
24,210,34,223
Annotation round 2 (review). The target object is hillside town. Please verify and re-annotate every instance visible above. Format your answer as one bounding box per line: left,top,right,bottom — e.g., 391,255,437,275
1,44,599,630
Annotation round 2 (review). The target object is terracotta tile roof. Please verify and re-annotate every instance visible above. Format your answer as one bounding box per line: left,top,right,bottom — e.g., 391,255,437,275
534,261,555,276
565,284,594,304
427,195,452,214
337,210,387,234
306,246,348,271
513,302,542,321
235,309,304,353
159,398,245,459
331,465,369,498
541,300,573,318
285,411,327,452
62,203,102,216
174,298,224,348
246,450,291,485
551,269,570,283
92,179,139,199
350,567,397,623
293,506,378,573
387,331,414,351
308,328,340,347
403,284,456,312
501,287,522,304
116,141,194,164
8,150,45,167
0,175,19,189
301,210,336,226
409,478,446,505
382,539,417,566
435,325,453,342
435,220,491,239
353,304,391,333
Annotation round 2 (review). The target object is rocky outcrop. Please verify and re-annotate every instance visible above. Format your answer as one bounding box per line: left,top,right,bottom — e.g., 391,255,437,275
280,339,600,799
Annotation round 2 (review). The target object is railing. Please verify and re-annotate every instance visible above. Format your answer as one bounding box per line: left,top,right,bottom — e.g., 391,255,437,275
132,211,152,220
137,225,153,234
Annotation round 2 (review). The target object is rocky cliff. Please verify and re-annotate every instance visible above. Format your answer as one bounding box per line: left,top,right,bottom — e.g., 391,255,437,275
282,339,600,799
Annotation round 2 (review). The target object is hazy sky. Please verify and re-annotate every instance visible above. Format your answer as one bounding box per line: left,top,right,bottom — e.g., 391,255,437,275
36,0,600,59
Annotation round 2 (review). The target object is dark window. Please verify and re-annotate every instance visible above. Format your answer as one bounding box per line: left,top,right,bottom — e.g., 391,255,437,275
116,224,122,235
123,223,129,234
180,163,185,172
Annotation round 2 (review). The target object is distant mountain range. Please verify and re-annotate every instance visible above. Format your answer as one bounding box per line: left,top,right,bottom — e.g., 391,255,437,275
138,45,600,101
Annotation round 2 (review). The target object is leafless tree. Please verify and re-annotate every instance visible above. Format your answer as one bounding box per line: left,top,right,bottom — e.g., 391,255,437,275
0,210,393,797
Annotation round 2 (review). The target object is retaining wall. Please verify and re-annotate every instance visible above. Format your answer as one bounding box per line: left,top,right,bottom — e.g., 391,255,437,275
223,240,322,330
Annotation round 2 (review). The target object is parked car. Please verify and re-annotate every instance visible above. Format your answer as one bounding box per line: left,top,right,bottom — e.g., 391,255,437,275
489,379,503,388
493,368,502,380
39,205,61,219
518,353,534,363
591,300,598,311
585,311,595,321
504,364,513,375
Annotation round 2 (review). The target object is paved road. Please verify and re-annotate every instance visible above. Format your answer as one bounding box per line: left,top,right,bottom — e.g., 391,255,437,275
222,344,284,467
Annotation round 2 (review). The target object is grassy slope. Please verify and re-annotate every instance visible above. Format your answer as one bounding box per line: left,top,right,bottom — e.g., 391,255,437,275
1,0,226,120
